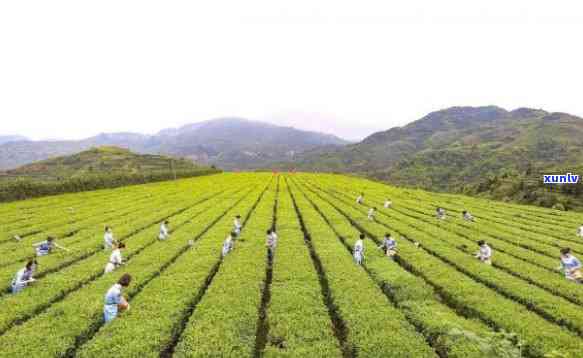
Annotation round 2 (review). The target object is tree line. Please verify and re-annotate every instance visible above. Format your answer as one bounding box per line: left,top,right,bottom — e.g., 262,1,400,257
0,169,221,202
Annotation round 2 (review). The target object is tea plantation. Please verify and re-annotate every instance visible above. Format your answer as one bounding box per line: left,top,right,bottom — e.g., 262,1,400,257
1,173,583,357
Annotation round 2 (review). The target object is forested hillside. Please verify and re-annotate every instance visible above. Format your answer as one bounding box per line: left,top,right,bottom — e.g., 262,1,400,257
283,106,583,209
0,147,219,202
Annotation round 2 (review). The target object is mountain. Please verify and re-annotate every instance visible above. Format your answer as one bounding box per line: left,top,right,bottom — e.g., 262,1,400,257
2,146,208,180
0,118,348,170
0,135,28,145
150,118,349,169
282,106,583,209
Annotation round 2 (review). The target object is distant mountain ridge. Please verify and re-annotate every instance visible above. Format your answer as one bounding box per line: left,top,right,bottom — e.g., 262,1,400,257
283,105,583,172
0,118,348,170
279,105,583,208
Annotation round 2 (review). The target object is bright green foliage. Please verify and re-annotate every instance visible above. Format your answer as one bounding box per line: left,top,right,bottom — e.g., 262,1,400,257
290,182,498,357
299,174,583,357
0,186,242,335
289,181,437,357
0,176,266,356
76,183,267,357
1,172,583,357
172,180,277,357
263,179,342,357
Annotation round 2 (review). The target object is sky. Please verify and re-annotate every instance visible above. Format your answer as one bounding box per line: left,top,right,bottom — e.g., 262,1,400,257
1,1,583,141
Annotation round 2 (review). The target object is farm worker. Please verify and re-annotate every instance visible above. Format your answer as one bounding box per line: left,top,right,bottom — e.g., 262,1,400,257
222,232,236,257
462,211,474,222
11,260,37,294
103,273,132,323
104,243,126,274
33,236,68,256
104,226,116,250
384,199,392,209
356,193,364,205
436,207,446,220
367,207,377,221
159,220,170,240
233,215,242,236
266,229,278,260
354,234,365,265
558,248,582,282
379,233,397,258
475,240,492,265
577,224,583,239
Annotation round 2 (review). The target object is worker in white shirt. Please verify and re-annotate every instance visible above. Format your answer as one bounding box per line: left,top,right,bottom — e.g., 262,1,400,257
558,248,582,282
475,240,492,265
233,215,242,236
577,224,583,239
11,260,37,294
384,199,392,209
462,211,474,222
356,193,364,205
266,229,278,260
379,233,397,258
367,207,377,221
354,234,365,265
33,236,69,256
159,220,170,241
436,207,447,220
103,273,132,323
222,232,236,257
104,226,116,250
104,243,126,274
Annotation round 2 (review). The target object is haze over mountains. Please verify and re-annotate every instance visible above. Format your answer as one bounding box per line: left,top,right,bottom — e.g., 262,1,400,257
0,118,349,170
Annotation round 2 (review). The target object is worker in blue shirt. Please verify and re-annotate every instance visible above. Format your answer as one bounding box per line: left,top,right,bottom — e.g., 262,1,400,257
103,273,132,323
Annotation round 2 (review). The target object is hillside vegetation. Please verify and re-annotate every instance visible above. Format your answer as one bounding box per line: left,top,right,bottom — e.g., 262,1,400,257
2,146,206,180
1,173,583,356
0,147,219,202
283,106,583,210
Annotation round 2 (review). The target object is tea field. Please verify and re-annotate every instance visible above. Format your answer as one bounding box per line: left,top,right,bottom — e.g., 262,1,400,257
1,173,583,357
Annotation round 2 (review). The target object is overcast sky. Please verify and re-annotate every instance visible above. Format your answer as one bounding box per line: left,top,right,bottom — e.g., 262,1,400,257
1,1,583,141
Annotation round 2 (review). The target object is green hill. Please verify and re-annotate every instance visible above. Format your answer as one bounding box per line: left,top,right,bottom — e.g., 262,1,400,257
0,146,219,201
2,146,208,181
281,106,583,209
